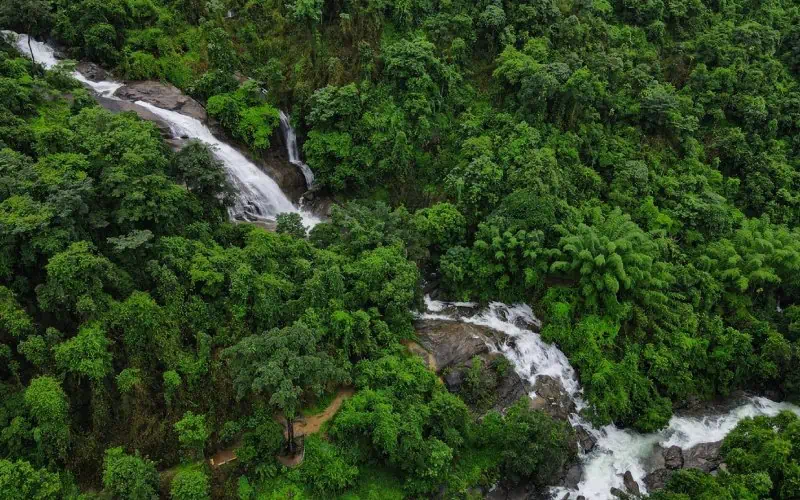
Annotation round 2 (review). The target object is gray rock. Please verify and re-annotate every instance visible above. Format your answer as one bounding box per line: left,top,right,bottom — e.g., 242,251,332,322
563,464,583,489
575,425,597,454
95,96,175,142
75,61,109,81
528,375,576,420
577,496,586,500
444,369,465,392
485,484,531,500
643,469,673,491
413,320,494,370
114,81,207,121
610,487,630,499
493,368,529,412
683,441,722,472
663,445,683,470
647,445,666,471
623,470,640,496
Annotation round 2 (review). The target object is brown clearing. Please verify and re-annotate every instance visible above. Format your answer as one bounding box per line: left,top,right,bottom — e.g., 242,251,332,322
208,446,238,467
402,340,438,371
284,387,355,437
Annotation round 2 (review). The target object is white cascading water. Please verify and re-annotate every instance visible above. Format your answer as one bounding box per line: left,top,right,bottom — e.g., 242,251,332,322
6,32,318,227
278,110,315,189
6,32,123,97
134,101,318,226
423,297,800,499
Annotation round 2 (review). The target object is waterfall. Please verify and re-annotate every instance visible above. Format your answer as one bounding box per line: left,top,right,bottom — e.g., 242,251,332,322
423,297,800,499
6,32,318,227
278,110,315,189
135,102,318,226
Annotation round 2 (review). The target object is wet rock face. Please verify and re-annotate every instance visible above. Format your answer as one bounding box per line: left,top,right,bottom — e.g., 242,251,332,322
663,445,684,470
95,96,179,146
494,368,529,411
644,440,723,491
528,375,577,421
413,319,531,413
575,426,597,454
622,470,640,496
563,463,583,489
643,468,672,491
414,319,494,370
75,61,108,81
444,369,465,391
115,81,207,122
259,137,308,201
682,441,722,472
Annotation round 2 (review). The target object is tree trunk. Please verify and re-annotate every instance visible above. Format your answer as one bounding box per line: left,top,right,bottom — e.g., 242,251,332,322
287,418,295,455
27,33,35,65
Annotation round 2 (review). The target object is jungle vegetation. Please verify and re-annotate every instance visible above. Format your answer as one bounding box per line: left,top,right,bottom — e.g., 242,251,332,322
2,0,800,497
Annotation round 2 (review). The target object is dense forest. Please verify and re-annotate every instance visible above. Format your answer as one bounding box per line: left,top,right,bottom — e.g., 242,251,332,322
1,0,800,497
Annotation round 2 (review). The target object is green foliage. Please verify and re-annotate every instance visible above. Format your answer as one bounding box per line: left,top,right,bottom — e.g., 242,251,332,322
102,447,159,500
23,377,69,463
53,322,112,383
223,321,349,451
170,141,234,219
3,0,800,494
550,209,662,316
174,411,209,460
477,401,575,487
651,412,800,499
170,468,210,500
296,434,359,495
276,212,307,238
722,411,800,498
207,82,280,152
0,459,63,499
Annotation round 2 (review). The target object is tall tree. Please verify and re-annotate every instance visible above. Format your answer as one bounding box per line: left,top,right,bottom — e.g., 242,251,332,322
0,0,53,65
223,322,348,454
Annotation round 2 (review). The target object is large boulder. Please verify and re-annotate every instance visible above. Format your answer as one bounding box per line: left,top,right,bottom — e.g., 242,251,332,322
413,319,532,413
663,446,684,470
562,463,583,489
414,319,494,370
95,96,179,146
528,375,576,420
114,81,207,121
575,425,597,454
494,367,529,411
643,468,673,491
76,61,109,81
683,441,722,473
644,441,722,493
623,470,640,496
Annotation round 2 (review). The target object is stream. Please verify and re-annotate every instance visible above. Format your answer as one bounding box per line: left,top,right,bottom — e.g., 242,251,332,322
423,297,800,499
7,32,319,227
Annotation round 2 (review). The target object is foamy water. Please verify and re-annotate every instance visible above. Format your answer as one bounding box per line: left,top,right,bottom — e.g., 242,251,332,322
6,31,318,226
423,296,800,498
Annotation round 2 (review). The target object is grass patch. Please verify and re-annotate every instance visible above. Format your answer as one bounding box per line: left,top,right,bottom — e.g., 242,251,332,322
301,390,338,417
337,465,405,500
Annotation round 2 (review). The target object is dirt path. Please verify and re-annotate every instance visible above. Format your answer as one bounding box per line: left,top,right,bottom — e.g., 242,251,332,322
208,387,354,468
209,446,238,467
285,387,355,437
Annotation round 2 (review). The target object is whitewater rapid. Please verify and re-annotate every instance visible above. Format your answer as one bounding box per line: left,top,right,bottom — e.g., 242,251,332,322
423,297,800,499
7,32,318,227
